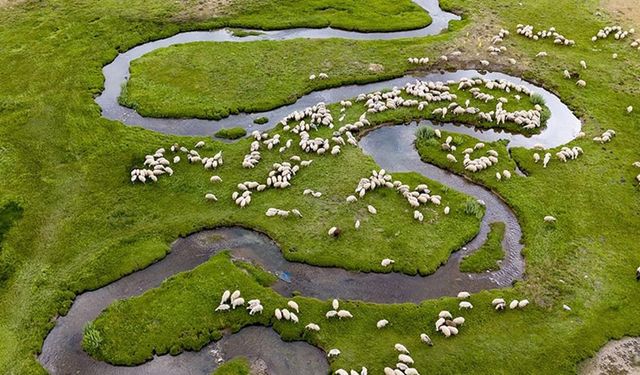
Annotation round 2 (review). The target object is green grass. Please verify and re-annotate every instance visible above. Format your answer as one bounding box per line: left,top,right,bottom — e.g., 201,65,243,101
460,222,506,273
252,116,268,125
212,357,250,375
1,0,640,373
0,202,23,283
214,127,247,139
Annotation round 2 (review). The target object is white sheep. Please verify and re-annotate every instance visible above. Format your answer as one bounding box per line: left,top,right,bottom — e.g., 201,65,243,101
459,301,473,310
394,343,409,354
377,319,389,329
328,349,341,357
381,258,395,267
457,291,471,299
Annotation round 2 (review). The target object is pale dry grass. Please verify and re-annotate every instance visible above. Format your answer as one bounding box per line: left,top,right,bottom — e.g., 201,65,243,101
602,0,640,24
173,0,232,21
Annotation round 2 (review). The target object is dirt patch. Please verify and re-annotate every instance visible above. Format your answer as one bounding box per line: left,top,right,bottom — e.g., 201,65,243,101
173,0,233,21
602,0,640,25
368,63,385,73
580,337,640,375
0,0,27,8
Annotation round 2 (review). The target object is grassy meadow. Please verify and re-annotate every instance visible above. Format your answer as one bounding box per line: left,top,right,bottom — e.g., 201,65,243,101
0,0,639,374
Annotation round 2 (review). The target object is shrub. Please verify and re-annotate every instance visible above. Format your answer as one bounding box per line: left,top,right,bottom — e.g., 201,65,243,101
214,127,247,140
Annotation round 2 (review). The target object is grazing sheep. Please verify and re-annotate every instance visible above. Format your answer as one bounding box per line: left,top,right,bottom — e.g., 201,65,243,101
627,106,634,113
439,310,453,319
288,300,299,313
306,323,320,332
381,258,395,267
377,319,389,329
518,299,530,308
420,333,433,346
457,291,471,299
337,310,353,319
398,354,414,364
544,215,557,223
367,205,377,214
576,79,586,87
355,219,361,230
328,226,340,237
444,206,450,215
459,301,473,310
580,60,587,69
332,299,340,310
328,349,341,357
509,300,519,309
395,343,409,354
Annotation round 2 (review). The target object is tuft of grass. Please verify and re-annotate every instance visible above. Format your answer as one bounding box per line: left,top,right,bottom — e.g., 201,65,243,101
212,357,251,375
464,199,483,219
253,116,269,125
529,93,546,106
460,222,506,272
415,125,435,140
214,127,247,139
81,322,103,357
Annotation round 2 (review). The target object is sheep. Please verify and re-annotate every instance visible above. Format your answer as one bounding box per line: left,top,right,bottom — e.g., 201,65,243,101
215,304,230,312
346,195,358,203
231,298,244,309
398,354,414,364
210,175,222,183
543,153,551,168
205,193,217,201
533,153,540,163
518,299,530,308
509,300,519,309
580,60,587,69
544,215,557,223
447,154,457,163
457,291,471,299
220,290,230,305
627,106,634,113
503,170,512,179
328,226,340,237
195,141,205,148
355,219,361,230
438,310,453,319
444,206,450,215
420,333,433,346
377,319,389,329
394,343,409,354
636,266,640,281
288,300,299,313
576,79,586,87
306,323,320,331
459,301,473,310
367,205,377,214
332,299,340,310
337,310,353,319
563,70,571,79
326,310,338,319
452,317,465,326
381,258,395,267
334,370,348,375
328,349,341,357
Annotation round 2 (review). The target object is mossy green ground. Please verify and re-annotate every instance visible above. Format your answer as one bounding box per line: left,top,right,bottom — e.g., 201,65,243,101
0,0,640,374
211,357,250,375
460,222,506,272
213,127,247,139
